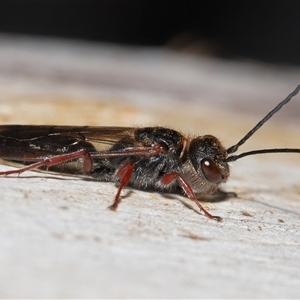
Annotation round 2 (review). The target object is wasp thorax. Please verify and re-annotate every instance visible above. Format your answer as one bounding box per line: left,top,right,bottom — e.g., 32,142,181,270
189,135,229,184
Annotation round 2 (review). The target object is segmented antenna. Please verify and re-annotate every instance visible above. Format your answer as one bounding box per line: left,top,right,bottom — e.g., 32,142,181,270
226,84,300,162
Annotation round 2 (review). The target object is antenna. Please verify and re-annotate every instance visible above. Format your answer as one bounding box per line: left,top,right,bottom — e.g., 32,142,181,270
226,84,300,162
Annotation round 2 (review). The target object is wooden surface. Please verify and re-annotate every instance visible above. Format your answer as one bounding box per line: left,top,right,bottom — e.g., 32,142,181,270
0,35,300,298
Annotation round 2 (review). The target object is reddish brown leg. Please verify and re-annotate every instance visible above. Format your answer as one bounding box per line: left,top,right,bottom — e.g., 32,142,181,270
108,162,134,211
161,172,222,221
0,150,93,176
92,144,167,159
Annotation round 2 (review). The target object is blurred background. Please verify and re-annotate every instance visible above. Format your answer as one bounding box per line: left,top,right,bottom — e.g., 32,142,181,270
1,0,300,152
0,0,300,65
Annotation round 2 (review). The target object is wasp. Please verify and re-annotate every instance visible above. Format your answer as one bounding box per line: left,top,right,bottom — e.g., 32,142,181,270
0,85,299,221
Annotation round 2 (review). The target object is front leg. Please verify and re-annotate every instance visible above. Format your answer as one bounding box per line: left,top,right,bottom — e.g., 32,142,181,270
160,172,222,221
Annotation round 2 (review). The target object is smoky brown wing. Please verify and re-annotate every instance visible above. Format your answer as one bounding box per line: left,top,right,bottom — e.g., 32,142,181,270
70,126,140,152
0,125,140,162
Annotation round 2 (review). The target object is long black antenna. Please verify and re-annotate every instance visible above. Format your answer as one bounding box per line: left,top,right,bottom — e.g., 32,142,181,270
226,148,300,162
226,84,300,160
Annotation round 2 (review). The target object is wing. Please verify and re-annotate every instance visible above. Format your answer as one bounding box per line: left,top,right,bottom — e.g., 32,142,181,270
0,125,140,160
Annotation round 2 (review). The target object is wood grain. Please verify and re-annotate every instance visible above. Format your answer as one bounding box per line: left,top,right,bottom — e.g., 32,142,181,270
0,35,299,298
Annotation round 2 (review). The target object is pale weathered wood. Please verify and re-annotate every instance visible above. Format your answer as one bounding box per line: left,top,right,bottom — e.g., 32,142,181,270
0,35,299,298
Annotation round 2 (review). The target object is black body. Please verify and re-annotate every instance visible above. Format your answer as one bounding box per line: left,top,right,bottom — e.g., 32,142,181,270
0,125,229,198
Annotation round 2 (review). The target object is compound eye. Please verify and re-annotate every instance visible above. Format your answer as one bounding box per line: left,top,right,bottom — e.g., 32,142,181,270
201,158,222,183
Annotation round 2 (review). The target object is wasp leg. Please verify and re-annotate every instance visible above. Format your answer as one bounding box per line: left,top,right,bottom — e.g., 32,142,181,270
0,150,93,176
108,162,134,211
161,172,222,221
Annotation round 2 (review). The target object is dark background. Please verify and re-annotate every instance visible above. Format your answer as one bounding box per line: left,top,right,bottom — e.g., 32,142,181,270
1,0,300,65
